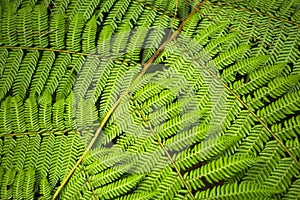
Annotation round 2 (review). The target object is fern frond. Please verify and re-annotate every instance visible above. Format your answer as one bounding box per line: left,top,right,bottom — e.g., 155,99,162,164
193,21,228,47
32,4,49,47
64,92,77,130
12,50,39,99
177,0,190,18
66,13,85,52
43,53,71,95
213,44,250,69
164,124,208,151
221,55,269,83
17,7,33,47
37,133,55,179
195,182,275,200
243,141,285,183
224,110,255,138
0,50,23,100
136,162,172,192
38,93,53,130
1,3,18,46
154,109,201,139
266,75,300,98
221,95,243,130
76,99,98,130
84,148,129,175
99,61,138,120
24,96,39,131
111,25,131,56
52,0,69,14
257,90,300,124
60,132,84,180
0,97,13,134
39,176,51,200
0,49,9,77
82,16,97,53
152,172,183,200
135,8,157,27
174,135,240,170
263,158,299,191
237,125,271,155
142,19,168,62
23,135,41,171
272,115,300,141
286,138,300,159
129,148,167,174
81,0,101,21
117,1,143,29
274,27,299,65
97,25,114,56
59,169,87,199
49,134,66,186
49,14,65,49
65,0,83,21
12,169,24,200
114,192,156,200
104,0,131,30
13,135,29,171
185,154,256,190
1,167,16,200
247,74,299,110
29,51,55,96
52,98,65,130
89,164,132,189
56,54,85,98
20,0,37,9
148,94,197,127
94,174,144,199
0,0,300,199
84,59,114,103
181,12,200,38
10,96,26,133
233,64,285,96
56,70,76,100
22,168,35,200
126,27,148,61
282,177,300,200
74,56,100,100
76,100,98,144
204,32,239,57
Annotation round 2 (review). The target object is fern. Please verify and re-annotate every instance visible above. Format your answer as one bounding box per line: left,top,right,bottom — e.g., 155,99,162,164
185,154,256,188
0,50,23,100
195,182,276,200
16,7,33,47
0,0,300,199
12,51,39,99
32,4,49,48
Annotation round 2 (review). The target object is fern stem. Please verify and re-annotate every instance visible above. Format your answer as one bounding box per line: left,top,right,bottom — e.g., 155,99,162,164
51,94,124,200
0,129,72,137
0,45,155,68
82,167,98,199
51,1,207,199
0,46,98,57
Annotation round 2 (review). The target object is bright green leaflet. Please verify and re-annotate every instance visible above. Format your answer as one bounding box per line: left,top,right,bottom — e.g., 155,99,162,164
0,0,300,200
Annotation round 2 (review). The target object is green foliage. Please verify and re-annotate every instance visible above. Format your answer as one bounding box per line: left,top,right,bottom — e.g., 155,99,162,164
0,0,300,199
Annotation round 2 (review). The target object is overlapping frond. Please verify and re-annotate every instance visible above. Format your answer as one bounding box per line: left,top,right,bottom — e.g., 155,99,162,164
0,0,299,199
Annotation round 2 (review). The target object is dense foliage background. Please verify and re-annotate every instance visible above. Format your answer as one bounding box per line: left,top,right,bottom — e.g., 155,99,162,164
0,0,299,199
